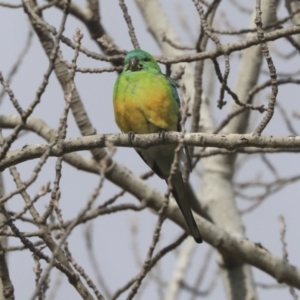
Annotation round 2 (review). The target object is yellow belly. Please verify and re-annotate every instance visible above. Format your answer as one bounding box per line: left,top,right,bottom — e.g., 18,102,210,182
114,100,152,134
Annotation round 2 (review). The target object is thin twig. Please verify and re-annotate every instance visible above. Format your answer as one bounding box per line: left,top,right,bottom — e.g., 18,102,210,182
119,0,140,49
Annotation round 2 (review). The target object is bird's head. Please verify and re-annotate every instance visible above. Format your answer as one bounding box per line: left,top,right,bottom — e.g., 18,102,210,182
123,49,161,73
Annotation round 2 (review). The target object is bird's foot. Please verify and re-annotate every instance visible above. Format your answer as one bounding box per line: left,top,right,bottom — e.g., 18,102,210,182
128,131,135,144
158,130,166,143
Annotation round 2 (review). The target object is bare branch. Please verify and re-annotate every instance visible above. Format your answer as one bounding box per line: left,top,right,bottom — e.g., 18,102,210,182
119,0,140,49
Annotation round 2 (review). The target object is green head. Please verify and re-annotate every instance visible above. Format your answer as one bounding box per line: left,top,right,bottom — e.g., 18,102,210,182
123,49,161,73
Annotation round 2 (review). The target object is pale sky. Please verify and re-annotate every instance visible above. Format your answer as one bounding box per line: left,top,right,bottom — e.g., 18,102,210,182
0,0,299,299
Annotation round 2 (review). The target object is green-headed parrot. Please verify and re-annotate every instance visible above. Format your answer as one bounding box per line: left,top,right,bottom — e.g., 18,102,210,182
113,49,202,244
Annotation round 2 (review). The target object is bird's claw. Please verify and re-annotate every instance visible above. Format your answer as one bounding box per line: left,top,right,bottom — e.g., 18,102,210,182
128,131,135,143
158,130,166,143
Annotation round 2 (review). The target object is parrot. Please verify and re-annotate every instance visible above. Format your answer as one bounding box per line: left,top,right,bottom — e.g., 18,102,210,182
113,49,202,244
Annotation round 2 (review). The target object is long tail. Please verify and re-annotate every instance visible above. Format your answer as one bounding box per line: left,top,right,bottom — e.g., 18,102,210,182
168,172,203,243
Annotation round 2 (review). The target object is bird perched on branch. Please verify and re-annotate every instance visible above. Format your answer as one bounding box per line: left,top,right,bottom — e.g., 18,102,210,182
113,49,202,244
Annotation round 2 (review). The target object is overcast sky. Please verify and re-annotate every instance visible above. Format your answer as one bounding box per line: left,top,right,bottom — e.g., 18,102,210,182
1,0,300,299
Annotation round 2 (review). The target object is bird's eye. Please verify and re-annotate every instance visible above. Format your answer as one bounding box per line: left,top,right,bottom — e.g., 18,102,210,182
144,57,150,62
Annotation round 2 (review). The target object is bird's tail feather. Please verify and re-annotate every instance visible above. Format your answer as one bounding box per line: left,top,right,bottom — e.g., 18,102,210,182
169,172,203,243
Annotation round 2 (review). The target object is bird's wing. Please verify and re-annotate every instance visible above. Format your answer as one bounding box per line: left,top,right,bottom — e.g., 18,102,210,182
135,149,164,179
167,76,193,172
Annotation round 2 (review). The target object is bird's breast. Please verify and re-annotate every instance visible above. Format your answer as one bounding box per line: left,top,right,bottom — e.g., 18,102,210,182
113,71,179,134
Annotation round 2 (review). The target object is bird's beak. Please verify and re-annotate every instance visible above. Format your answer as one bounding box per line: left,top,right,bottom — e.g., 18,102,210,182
129,57,139,71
